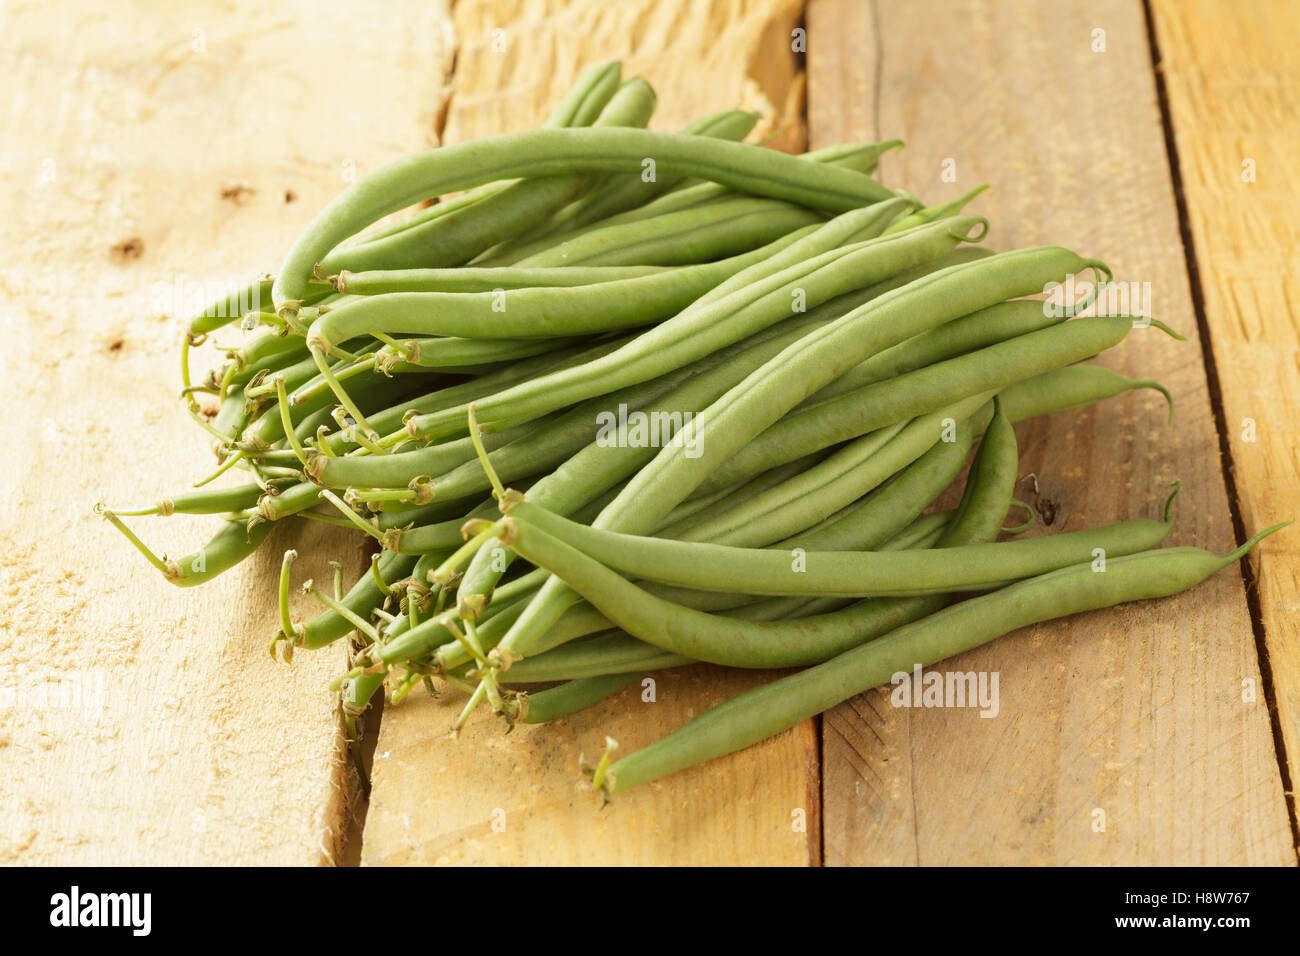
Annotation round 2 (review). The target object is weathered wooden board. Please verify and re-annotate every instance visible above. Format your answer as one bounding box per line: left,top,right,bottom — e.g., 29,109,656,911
361,0,821,866
1149,0,1300,856
808,0,1293,864
0,0,454,864
365,667,818,865
446,0,807,149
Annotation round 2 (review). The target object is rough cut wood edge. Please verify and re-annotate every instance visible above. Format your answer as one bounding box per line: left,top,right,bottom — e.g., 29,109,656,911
808,0,1293,865
1149,0,1300,861
361,0,819,866
0,1,455,864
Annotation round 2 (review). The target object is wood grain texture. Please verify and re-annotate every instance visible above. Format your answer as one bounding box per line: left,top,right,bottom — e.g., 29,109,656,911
446,0,807,149
361,0,820,866
808,0,1293,865
1149,0,1300,856
365,666,816,865
0,0,454,864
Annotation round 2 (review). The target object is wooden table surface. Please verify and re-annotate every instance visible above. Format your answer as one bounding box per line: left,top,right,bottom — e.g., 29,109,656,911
3,0,1296,866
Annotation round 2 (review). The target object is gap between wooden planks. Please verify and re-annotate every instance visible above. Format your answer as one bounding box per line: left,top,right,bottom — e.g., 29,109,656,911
360,0,822,867
808,0,1293,865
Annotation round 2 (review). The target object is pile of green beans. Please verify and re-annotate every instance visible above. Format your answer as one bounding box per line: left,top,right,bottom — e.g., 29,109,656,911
101,62,1285,799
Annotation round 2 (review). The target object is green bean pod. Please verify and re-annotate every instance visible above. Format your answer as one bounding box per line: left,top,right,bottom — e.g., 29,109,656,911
511,637,682,685
310,227,817,348
800,296,1065,406
495,520,1014,668
501,496,1174,599
453,308,854,616
583,140,905,233
102,482,266,517
690,197,915,309
474,139,904,267
448,506,957,682
999,364,1174,423
259,481,329,522
316,77,660,275
599,523,1288,794
410,213,985,440
350,61,624,248
654,452,829,540
334,263,664,295
512,196,826,269
780,413,980,551
542,60,624,128
100,511,274,587
301,551,416,649
881,184,989,235
520,672,644,724
499,501,970,686
672,404,973,548
272,127,896,310
372,335,583,371
698,313,1158,493
488,109,762,257
495,246,1101,660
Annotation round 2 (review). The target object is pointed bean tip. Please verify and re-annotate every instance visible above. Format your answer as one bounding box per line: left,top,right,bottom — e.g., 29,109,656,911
1148,318,1186,341
1227,520,1292,563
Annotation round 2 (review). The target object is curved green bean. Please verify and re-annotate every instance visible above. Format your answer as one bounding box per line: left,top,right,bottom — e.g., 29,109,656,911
407,213,985,440
101,482,266,517
697,314,1161,494
272,127,896,311
543,60,624,128
495,246,1107,660
310,226,818,349
798,296,1065,407
512,196,826,268
453,306,860,616
999,364,1174,423
501,496,1174,598
778,411,980,551
474,139,905,267
543,109,762,221
316,77,660,275
352,61,623,248
99,511,273,587
599,523,1287,794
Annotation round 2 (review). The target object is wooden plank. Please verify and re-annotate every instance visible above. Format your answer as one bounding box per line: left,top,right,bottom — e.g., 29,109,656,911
446,0,807,149
0,0,454,864
1149,0,1300,855
362,0,819,866
365,667,817,865
808,0,1294,864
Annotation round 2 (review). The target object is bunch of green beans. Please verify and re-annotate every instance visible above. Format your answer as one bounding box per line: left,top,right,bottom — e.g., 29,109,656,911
100,62,1285,799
